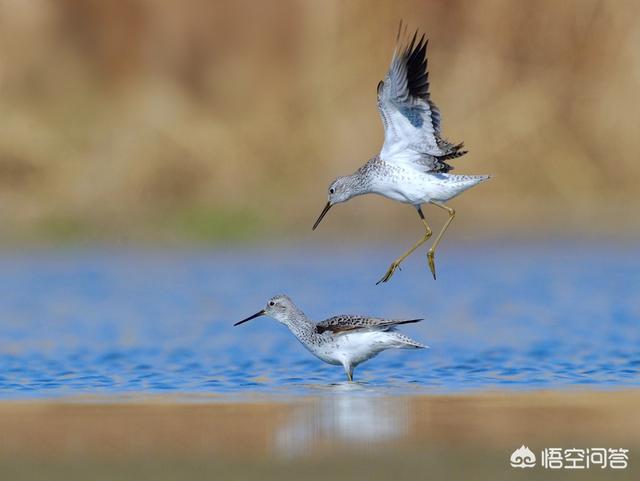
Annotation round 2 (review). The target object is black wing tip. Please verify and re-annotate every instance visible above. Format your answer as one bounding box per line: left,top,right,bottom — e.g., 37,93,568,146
397,19,404,42
397,26,430,101
403,31,428,58
400,318,424,325
395,21,429,56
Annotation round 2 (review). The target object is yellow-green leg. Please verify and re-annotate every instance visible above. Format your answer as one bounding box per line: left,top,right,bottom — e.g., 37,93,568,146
344,364,354,381
426,201,455,280
377,207,433,284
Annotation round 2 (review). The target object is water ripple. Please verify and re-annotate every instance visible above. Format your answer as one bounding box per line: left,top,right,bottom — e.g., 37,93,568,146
0,245,638,398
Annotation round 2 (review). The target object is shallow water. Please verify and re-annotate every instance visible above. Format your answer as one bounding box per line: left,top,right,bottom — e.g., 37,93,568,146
0,243,638,398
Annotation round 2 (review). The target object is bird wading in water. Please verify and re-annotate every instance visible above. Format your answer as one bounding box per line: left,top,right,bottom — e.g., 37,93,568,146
234,295,426,382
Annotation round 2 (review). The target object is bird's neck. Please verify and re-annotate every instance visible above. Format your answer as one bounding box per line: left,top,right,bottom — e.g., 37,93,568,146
282,308,316,340
344,171,373,198
348,156,383,197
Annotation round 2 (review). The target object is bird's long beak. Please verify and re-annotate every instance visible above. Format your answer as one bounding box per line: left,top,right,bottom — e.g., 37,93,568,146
234,309,265,326
312,202,332,230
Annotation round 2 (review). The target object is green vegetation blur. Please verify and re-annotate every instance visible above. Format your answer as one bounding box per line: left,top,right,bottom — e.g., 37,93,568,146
1,0,638,245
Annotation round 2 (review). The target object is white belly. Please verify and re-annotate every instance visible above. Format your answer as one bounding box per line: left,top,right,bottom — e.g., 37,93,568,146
372,165,488,205
310,331,399,368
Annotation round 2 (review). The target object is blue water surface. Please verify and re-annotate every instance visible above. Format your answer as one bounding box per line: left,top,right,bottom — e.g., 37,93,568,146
0,242,638,398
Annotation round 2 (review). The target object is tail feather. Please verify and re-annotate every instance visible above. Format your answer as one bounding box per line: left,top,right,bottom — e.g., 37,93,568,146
451,174,491,191
463,174,491,183
392,332,428,349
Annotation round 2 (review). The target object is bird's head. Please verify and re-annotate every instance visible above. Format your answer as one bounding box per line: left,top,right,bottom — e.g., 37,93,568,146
312,176,354,230
234,294,297,326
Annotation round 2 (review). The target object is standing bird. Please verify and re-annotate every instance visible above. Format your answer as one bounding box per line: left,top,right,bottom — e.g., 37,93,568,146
312,26,490,283
234,295,426,382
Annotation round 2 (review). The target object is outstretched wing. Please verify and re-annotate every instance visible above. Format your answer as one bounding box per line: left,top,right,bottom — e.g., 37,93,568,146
315,315,422,334
377,28,466,173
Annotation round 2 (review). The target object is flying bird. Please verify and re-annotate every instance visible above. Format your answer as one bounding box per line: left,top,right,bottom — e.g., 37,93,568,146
312,25,490,283
234,295,426,381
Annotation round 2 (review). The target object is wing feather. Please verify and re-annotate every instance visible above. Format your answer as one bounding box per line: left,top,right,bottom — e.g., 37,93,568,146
377,28,466,172
315,315,422,334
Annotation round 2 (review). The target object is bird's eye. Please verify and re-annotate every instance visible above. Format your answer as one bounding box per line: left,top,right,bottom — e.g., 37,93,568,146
329,188,335,194
269,301,275,307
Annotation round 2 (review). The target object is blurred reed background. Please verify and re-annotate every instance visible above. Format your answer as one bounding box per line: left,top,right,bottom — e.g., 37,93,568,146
0,0,639,246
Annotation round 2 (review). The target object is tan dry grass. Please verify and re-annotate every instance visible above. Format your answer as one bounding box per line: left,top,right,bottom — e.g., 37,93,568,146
0,0,639,243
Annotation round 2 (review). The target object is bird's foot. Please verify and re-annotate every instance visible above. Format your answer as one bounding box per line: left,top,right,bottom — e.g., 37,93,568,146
427,250,437,280
376,261,401,285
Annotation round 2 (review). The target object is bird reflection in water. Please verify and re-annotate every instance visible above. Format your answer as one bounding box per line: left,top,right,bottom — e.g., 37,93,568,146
275,393,409,457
